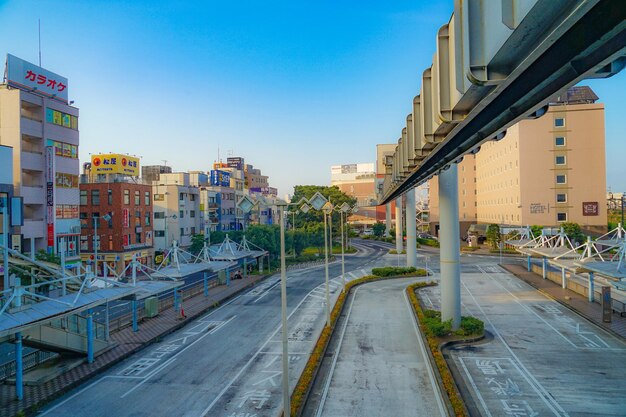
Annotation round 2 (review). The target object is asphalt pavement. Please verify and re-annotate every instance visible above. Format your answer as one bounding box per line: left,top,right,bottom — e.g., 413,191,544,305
39,240,389,417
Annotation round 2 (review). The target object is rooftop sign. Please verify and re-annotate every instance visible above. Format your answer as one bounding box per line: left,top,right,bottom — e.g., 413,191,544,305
4,54,69,103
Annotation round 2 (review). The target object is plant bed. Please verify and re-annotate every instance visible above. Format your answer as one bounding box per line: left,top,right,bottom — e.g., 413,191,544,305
461,246,480,252
372,266,427,277
290,270,428,416
406,281,485,417
388,249,406,254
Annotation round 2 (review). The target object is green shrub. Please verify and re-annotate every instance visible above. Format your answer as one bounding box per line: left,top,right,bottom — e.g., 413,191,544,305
417,237,440,247
371,266,426,277
458,316,484,336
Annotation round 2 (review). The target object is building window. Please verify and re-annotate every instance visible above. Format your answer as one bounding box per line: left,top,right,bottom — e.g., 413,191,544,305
556,193,567,203
190,227,196,235
45,108,78,130
154,194,164,201
80,190,88,205
91,190,100,205
145,191,150,205
556,175,567,184
190,210,196,218
179,193,184,201
180,228,185,236
557,212,567,222
154,211,165,219
134,190,140,205
554,118,565,127
136,232,142,244
179,210,184,218
145,212,151,226
555,155,566,165
124,189,130,205
555,137,566,146
108,189,113,205
155,230,165,237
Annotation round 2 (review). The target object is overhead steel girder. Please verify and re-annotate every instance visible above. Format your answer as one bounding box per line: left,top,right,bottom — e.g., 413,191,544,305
382,0,625,204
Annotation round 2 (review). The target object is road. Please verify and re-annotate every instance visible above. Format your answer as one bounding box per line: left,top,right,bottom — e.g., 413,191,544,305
304,277,447,417
39,239,390,417
420,261,626,417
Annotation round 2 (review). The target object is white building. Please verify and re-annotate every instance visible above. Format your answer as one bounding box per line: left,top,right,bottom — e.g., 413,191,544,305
152,172,201,249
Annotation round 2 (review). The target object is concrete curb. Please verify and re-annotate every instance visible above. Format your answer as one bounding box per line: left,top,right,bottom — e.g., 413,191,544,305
406,284,458,417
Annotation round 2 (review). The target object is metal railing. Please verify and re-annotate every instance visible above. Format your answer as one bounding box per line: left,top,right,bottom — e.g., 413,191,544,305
0,350,58,381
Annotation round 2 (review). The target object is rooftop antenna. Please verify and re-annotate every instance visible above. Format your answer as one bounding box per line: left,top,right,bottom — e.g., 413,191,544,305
38,19,42,66
162,159,168,167
217,144,220,163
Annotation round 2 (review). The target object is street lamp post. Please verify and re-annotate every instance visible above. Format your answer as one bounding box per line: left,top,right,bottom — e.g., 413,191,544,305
237,195,294,417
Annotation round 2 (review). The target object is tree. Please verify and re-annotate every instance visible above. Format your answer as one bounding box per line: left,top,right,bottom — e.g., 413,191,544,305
189,234,206,254
292,230,308,256
486,224,501,250
530,225,543,239
561,222,585,245
372,222,386,237
291,185,357,232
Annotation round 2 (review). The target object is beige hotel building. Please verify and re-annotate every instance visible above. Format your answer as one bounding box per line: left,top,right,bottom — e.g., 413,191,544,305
429,86,607,235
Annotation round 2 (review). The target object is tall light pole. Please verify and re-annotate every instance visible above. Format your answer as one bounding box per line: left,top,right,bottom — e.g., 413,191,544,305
336,203,355,292
238,195,297,417
308,191,332,327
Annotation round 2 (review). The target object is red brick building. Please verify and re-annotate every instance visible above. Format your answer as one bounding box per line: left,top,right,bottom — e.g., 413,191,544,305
79,180,154,275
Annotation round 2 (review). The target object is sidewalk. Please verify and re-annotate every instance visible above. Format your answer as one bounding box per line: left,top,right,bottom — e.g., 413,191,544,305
502,264,626,340
0,274,269,417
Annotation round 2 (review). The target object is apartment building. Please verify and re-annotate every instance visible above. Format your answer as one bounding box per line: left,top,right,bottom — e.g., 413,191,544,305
152,172,201,249
0,55,80,263
428,86,607,235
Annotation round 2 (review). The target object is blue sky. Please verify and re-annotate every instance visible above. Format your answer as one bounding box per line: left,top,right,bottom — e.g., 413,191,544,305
0,1,624,196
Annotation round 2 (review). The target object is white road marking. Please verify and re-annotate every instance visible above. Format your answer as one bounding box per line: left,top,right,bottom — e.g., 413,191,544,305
315,286,361,417
461,280,568,416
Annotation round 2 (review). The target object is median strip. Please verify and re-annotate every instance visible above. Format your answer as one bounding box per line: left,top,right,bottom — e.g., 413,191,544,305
289,266,427,417
406,281,485,417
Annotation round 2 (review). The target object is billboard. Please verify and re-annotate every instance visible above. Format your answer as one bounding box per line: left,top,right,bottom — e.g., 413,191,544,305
227,157,244,170
5,54,69,103
210,170,231,187
91,154,140,176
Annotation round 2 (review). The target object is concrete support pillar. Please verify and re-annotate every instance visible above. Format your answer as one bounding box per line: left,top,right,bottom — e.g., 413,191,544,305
87,309,94,363
527,256,531,272
132,299,138,332
561,268,567,289
203,271,209,297
542,257,547,279
395,197,403,253
588,272,595,302
439,165,461,330
385,203,392,237
173,290,179,312
406,188,417,267
226,268,230,286
15,331,23,400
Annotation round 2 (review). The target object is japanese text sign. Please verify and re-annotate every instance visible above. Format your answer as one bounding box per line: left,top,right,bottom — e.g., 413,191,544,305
91,154,140,176
5,54,69,103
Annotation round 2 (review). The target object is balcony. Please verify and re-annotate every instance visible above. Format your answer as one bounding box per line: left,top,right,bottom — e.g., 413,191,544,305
20,118,43,138
21,151,44,172
21,219,45,238
21,186,45,205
